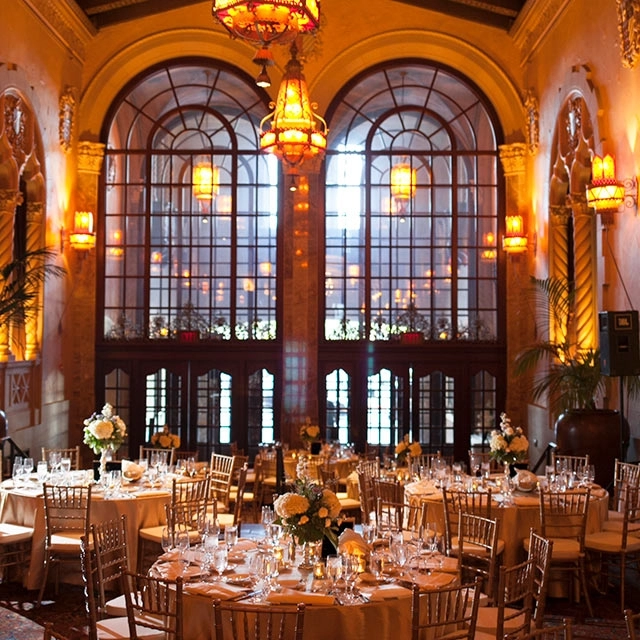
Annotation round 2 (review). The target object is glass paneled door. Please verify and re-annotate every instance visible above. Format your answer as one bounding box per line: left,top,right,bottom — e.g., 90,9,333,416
100,354,280,461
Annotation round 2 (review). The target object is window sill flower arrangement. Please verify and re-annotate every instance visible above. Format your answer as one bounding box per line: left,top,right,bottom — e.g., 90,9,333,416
273,479,341,568
395,434,422,465
489,412,529,467
83,403,127,478
150,424,181,449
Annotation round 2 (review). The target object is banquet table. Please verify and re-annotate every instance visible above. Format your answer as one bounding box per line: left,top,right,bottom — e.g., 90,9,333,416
152,532,460,640
0,474,171,590
404,477,610,568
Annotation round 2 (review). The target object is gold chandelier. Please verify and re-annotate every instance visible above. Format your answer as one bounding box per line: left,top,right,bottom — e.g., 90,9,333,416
212,0,319,55
259,44,327,167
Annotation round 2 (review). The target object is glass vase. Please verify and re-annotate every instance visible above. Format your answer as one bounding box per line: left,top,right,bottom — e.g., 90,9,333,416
99,444,115,482
297,540,319,570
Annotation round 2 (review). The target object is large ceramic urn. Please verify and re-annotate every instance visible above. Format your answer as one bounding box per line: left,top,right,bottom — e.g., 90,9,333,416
555,409,629,490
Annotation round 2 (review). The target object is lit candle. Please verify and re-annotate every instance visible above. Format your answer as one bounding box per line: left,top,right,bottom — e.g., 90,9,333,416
313,560,325,579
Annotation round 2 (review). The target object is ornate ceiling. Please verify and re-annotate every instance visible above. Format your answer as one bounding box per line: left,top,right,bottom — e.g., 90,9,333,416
73,0,527,30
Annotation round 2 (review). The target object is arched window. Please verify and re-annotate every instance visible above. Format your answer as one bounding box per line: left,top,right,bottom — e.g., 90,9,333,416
321,61,505,459
102,59,278,342
98,60,281,457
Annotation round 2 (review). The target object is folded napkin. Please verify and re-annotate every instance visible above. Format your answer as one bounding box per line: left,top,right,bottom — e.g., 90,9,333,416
365,583,412,601
411,572,456,590
266,589,335,606
184,582,247,599
154,562,200,581
338,529,369,556
121,459,144,481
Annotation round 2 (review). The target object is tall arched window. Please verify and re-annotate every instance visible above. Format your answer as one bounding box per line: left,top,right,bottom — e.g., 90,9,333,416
98,59,281,457
321,61,505,459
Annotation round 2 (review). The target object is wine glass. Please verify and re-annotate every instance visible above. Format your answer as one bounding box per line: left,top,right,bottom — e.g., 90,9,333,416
224,525,238,549
175,527,191,573
469,453,481,478
37,461,48,484
213,544,228,581
11,458,23,487
59,457,71,475
261,506,274,537
22,457,34,476
325,554,343,593
161,526,174,555
49,451,61,474
341,554,360,602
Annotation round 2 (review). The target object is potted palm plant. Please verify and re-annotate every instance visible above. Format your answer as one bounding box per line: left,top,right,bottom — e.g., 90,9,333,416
515,276,637,488
0,247,65,331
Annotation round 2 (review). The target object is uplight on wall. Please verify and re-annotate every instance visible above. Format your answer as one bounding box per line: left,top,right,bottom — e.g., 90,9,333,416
68,211,96,251
502,214,527,254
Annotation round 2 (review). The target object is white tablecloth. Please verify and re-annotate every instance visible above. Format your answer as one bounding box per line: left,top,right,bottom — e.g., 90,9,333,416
0,479,171,589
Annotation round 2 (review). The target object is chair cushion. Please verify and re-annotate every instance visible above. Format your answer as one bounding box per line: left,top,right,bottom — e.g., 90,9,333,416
475,606,527,633
450,538,505,557
585,531,640,553
96,616,165,639
49,532,84,552
548,538,581,561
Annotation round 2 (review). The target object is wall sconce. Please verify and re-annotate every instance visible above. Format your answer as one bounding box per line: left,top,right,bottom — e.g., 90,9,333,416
502,214,528,254
586,154,637,220
63,211,96,252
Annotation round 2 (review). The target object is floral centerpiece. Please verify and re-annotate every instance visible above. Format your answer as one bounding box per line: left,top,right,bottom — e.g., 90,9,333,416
273,479,341,568
395,434,422,465
489,412,529,466
150,424,181,449
83,403,127,478
299,417,321,450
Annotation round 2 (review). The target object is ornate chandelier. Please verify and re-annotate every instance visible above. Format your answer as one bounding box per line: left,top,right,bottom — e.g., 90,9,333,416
259,44,327,167
390,161,416,211
211,1,320,47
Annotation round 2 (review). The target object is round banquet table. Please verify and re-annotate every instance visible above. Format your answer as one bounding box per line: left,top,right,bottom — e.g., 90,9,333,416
152,533,460,640
404,478,610,568
0,475,171,590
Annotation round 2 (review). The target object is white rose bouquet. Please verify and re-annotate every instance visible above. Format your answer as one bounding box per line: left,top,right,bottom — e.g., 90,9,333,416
273,479,341,547
83,403,127,454
395,434,422,465
489,412,529,465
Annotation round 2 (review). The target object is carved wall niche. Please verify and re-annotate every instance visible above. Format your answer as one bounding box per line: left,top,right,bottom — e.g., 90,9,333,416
59,87,76,153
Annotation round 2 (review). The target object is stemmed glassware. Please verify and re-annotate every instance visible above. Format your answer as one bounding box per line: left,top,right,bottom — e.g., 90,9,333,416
175,527,191,574
469,453,481,478
212,544,228,581
11,458,23,487
325,554,343,594
341,554,360,603
161,526,174,555
261,506,275,538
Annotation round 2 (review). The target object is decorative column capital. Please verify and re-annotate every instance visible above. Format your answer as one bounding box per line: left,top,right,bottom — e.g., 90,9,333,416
26,202,44,223
0,189,22,215
77,141,106,175
550,205,571,226
499,143,528,176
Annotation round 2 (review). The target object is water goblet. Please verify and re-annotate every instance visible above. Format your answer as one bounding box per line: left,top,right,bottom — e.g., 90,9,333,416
469,453,481,478
175,528,191,574
213,544,229,581
59,457,71,475
224,524,238,549
37,460,48,484
49,451,61,474
11,458,23,487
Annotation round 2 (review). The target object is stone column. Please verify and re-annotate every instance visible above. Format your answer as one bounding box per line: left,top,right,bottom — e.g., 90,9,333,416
281,161,320,447
499,143,529,423
69,141,104,445
549,205,571,342
23,201,45,360
569,193,597,350
0,189,21,362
